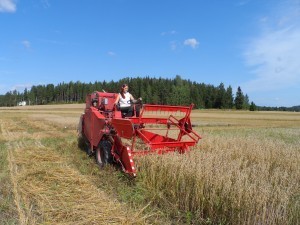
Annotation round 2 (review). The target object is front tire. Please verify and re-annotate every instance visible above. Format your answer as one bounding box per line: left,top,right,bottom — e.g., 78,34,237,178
95,140,113,167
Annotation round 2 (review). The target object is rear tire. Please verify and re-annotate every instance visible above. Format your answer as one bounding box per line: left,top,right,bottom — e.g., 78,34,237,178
95,140,113,167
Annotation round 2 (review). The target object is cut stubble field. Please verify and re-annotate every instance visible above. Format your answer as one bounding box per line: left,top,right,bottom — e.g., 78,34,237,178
0,104,299,224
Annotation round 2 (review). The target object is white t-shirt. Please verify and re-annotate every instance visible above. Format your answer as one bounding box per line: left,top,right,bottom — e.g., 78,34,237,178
119,92,131,108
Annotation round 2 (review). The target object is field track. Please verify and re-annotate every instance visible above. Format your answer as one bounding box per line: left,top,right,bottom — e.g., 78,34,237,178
1,104,300,224
0,104,148,224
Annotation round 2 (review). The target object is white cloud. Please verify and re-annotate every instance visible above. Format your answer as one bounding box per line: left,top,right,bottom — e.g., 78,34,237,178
22,40,31,49
0,0,16,13
243,1,300,93
41,0,50,9
237,0,251,6
0,83,32,94
37,38,65,45
170,41,177,51
0,84,7,94
183,38,199,49
161,30,177,36
107,51,116,56
11,83,32,92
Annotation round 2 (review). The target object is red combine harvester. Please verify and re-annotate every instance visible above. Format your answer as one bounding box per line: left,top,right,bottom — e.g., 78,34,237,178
78,91,201,177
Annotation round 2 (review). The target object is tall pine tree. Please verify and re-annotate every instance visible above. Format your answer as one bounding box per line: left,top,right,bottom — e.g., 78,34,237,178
234,86,244,110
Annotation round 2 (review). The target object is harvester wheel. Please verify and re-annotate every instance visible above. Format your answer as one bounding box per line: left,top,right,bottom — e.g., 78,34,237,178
95,140,113,167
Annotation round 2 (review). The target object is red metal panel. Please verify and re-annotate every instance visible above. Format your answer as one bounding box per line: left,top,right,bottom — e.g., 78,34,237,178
112,119,134,139
91,108,105,147
138,129,176,143
112,136,136,176
119,146,136,176
114,111,122,118
97,92,118,111
149,141,196,149
83,108,92,143
141,104,191,113
130,117,168,124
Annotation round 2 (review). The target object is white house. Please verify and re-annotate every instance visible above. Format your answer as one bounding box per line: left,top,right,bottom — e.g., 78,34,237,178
18,101,27,106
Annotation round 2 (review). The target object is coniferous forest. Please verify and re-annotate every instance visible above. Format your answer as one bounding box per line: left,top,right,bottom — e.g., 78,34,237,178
0,75,256,110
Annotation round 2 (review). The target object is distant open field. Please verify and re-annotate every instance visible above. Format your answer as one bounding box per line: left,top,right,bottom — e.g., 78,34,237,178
0,104,299,224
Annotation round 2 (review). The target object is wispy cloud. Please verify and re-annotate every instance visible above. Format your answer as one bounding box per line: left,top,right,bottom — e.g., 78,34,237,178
170,41,178,51
0,0,16,13
0,83,32,94
183,38,199,49
11,83,32,92
243,1,300,93
0,84,7,94
37,38,68,45
0,82,32,94
41,0,50,9
161,30,177,36
22,40,31,49
237,0,251,6
107,51,116,56
0,70,14,75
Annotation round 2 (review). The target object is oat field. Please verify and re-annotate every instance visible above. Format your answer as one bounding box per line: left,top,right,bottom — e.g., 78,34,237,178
0,105,299,224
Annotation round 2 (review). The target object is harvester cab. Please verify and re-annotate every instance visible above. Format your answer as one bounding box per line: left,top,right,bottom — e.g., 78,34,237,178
78,91,201,177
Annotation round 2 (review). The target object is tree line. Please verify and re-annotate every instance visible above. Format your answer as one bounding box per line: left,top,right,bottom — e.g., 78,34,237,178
0,75,254,110
257,105,300,112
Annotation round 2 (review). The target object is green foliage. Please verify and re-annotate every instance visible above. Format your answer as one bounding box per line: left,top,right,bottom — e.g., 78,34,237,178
257,105,300,112
225,85,234,109
249,101,257,111
234,86,244,110
0,141,18,224
243,94,250,110
215,83,226,109
0,76,251,110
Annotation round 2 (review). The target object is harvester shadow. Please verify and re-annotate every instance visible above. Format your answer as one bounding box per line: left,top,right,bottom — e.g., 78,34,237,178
77,136,136,182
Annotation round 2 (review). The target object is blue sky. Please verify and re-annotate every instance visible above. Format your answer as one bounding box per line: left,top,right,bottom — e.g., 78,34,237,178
1,0,300,107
